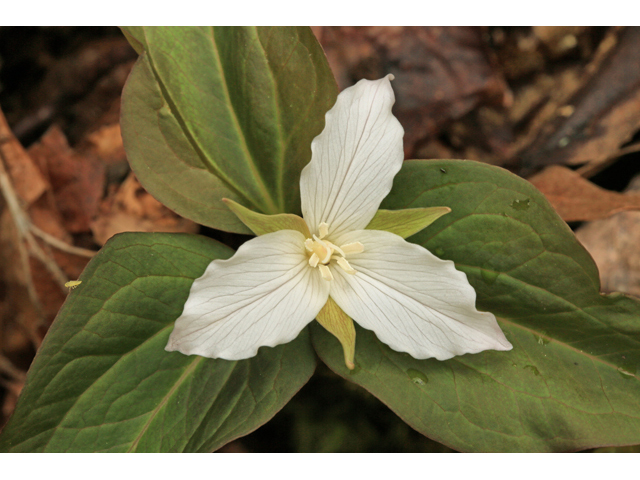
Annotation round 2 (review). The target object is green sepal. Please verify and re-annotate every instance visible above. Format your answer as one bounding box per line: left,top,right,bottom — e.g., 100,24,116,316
224,198,311,237
315,297,356,370
366,207,451,239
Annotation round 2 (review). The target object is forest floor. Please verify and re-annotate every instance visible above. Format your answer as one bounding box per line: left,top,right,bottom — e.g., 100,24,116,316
1,26,639,452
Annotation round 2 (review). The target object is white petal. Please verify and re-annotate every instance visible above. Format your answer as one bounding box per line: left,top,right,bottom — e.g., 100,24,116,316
166,230,330,360
329,230,512,360
300,75,404,237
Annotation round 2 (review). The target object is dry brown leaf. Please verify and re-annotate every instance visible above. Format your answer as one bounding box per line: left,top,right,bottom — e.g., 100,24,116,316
90,173,198,245
0,210,62,350
576,176,640,297
82,123,126,165
0,113,48,204
1,109,92,346
28,125,105,233
529,165,640,222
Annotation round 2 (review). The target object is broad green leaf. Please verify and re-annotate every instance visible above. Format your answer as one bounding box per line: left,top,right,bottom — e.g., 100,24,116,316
223,198,310,237
312,159,640,452
366,207,451,238
120,26,338,233
0,233,316,452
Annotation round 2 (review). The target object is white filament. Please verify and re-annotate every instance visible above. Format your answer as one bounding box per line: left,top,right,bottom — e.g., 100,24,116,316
304,223,364,280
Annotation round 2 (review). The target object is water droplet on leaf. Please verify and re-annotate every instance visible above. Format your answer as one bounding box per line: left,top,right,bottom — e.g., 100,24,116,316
618,367,635,379
434,247,445,257
533,331,550,345
524,365,541,376
617,359,637,379
407,368,429,386
510,198,530,211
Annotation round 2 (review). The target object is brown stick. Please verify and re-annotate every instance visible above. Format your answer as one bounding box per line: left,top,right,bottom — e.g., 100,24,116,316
0,107,96,299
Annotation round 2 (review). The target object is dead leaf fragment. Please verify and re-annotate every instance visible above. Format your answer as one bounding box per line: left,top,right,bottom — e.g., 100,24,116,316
0,114,48,204
90,173,198,245
1,107,92,348
529,165,640,222
576,175,640,297
82,123,126,165
28,125,105,233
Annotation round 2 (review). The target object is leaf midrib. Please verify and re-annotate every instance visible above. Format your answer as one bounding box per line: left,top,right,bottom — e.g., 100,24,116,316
128,355,203,452
253,26,287,211
208,27,279,213
144,27,279,214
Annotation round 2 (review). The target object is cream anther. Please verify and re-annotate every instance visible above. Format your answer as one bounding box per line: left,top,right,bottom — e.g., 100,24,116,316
309,253,320,268
304,238,314,253
305,222,365,281
319,264,333,281
341,242,364,255
336,257,356,275
306,236,331,265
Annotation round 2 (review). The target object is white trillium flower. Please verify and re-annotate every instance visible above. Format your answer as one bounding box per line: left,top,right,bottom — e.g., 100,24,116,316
166,75,512,368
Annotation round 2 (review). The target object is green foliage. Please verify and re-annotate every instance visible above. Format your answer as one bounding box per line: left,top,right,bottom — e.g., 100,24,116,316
120,26,337,233
312,159,640,452
223,198,311,237
0,233,316,452
3,26,639,453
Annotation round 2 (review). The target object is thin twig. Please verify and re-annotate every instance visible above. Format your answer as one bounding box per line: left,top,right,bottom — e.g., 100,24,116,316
0,156,69,290
30,224,96,257
0,354,26,382
0,107,97,296
0,162,44,314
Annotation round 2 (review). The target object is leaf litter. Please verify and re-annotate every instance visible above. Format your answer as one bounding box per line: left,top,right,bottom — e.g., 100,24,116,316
1,26,640,452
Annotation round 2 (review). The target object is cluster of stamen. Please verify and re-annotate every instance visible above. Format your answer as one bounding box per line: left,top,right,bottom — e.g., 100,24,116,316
304,222,364,281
